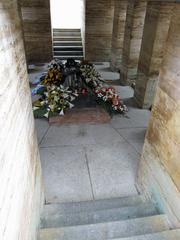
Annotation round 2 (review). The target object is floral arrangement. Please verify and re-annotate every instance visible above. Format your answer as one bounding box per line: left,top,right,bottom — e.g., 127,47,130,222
32,59,127,119
41,68,64,85
94,86,127,113
32,59,78,118
41,59,65,86
33,85,76,118
80,63,127,114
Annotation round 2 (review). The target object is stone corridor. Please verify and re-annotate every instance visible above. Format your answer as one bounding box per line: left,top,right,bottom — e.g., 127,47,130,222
32,63,151,203
1,1,180,239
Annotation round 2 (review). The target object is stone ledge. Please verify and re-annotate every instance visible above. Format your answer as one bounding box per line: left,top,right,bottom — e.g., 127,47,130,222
49,107,111,125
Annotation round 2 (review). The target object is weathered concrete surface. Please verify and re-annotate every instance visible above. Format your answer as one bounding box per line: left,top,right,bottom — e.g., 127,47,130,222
121,0,147,85
134,2,173,109
20,0,52,64
110,0,128,71
0,1,44,239
137,4,180,227
85,0,114,61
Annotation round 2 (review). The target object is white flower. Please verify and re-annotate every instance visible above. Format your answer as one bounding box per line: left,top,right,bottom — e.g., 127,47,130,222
44,112,49,118
33,106,39,111
59,109,64,115
69,103,74,109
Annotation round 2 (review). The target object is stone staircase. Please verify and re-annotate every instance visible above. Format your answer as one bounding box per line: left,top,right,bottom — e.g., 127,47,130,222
53,28,84,60
39,195,180,240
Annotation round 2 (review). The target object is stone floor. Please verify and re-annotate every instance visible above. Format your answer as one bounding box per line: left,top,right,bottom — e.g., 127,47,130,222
30,62,151,204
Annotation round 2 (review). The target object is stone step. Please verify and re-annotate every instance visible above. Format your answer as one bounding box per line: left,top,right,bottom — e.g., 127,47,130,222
110,229,180,240
53,36,82,41
54,51,83,56
53,46,83,51
53,28,81,32
53,41,82,46
39,215,169,240
43,196,143,217
53,32,81,37
53,56,84,60
40,202,158,228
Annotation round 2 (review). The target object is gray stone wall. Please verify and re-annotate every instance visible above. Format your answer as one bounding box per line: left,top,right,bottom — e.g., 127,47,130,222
110,0,128,71
137,4,180,227
20,0,53,64
85,0,114,61
134,2,173,109
0,1,44,239
121,0,147,85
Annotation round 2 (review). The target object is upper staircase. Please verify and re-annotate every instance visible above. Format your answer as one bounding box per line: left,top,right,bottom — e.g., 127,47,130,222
39,195,180,240
53,28,84,61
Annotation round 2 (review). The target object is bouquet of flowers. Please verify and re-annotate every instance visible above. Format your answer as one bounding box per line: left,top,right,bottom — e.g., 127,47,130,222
80,63,105,88
33,85,76,118
80,63,127,114
32,59,127,119
94,86,127,113
41,68,64,85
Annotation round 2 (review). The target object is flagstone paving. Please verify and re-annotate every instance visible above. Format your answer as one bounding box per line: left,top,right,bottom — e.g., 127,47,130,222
32,62,151,204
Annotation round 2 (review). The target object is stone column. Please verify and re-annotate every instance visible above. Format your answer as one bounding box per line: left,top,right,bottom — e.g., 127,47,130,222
85,0,114,61
110,0,128,71
137,4,180,227
0,1,44,239
20,0,53,64
121,0,147,85
134,2,174,109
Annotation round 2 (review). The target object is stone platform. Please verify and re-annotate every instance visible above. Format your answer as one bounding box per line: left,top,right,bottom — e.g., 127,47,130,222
49,107,111,125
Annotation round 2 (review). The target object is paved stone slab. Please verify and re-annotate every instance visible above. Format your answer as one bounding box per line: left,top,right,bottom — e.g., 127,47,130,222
127,108,151,127
40,123,124,147
40,124,93,147
94,62,120,81
35,119,50,144
114,86,134,100
40,146,93,203
117,128,147,153
85,142,139,199
87,124,125,145
111,107,151,129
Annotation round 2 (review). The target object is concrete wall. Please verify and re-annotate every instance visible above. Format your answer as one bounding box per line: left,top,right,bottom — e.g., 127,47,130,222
0,1,44,239
85,0,114,61
137,4,180,227
20,0,52,64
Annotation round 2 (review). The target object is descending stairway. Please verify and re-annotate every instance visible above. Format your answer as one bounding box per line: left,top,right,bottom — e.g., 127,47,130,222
53,28,84,61
39,195,180,240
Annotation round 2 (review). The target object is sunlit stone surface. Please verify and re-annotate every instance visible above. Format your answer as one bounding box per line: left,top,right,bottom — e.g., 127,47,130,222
0,1,44,239
110,0,128,71
134,2,174,109
20,0,52,63
121,0,147,85
137,5,180,227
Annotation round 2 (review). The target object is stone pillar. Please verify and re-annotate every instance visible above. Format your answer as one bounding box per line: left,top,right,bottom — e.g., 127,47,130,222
121,0,147,85
137,4,180,227
0,1,44,239
134,2,174,109
110,0,128,71
85,0,114,61
20,0,53,64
